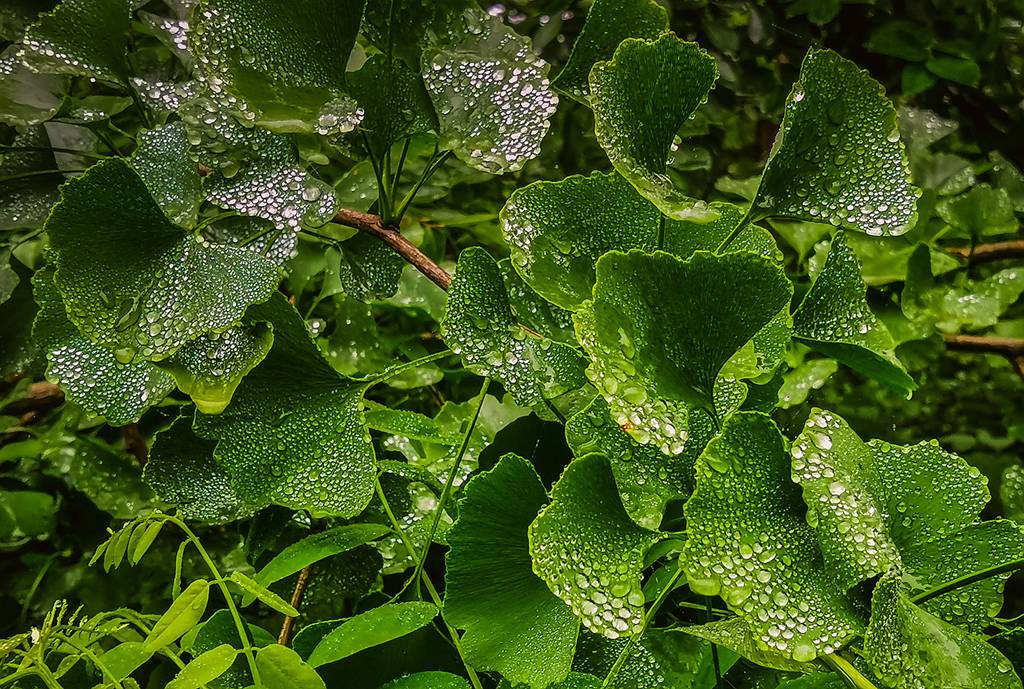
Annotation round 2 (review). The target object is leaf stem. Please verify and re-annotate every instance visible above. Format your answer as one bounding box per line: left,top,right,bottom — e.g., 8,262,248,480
911,558,1024,605
706,597,722,688
394,148,451,223
821,653,879,689
601,565,684,688
715,212,752,254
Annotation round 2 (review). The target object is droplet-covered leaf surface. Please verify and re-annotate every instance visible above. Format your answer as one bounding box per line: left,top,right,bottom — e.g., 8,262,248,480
347,54,435,159
501,171,661,311
589,35,718,220
307,601,438,667
572,628,715,689
752,49,919,236
793,232,914,392
45,159,280,363
529,453,662,639
444,454,578,689
131,123,203,229
32,265,174,425
680,618,813,673
552,0,668,102
682,412,866,662
19,0,131,85
205,162,339,232
442,247,586,406
423,9,557,174
192,294,376,517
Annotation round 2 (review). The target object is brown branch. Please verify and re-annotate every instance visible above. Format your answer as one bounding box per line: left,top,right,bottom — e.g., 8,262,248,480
333,208,452,291
1,382,64,417
277,564,313,645
120,424,148,465
945,240,1024,264
943,334,1024,379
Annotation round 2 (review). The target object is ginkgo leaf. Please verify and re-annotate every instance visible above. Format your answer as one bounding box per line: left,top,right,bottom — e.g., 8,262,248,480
0,51,66,127
793,231,914,393
499,259,576,344
192,293,376,517
444,454,579,689
501,171,661,311
334,235,406,302
155,323,274,415
145,414,258,524
863,574,1021,689
131,123,203,228
422,8,557,174
662,202,781,262
347,54,435,159
362,0,467,68
589,34,718,220
750,49,919,236
902,244,1024,333
529,453,662,640
680,617,813,673
792,409,1024,630
45,159,280,363
191,0,366,135
576,249,790,450
32,265,174,425
205,162,339,232
19,0,132,86
937,184,1018,237
552,0,668,102
565,396,707,530
203,216,298,267
0,127,62,233
681,412,866,663
572,628,723,689
442,247,586,407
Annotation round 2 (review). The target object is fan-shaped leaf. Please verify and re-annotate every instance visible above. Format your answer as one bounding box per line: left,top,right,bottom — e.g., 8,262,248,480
19,0,131,85
131,123,203,229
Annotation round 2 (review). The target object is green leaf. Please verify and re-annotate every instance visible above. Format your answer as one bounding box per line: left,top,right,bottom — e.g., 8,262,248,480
529,453,662,639
204,215,298,267
145,414,258,524
0,50,66,127
230,571,298,616
45,159,280,363
499,259,576,344
681,412,866,663
778,359,838,409
572,628,728,689
381,673,472,689
347,54,435,159
501,171,661,311
902,244,1024,333
750,49,919,237
365,408,462,445
127,519,164,565
334,235,406,302
145,580,210,651
442,247,586,406
32,264,175,424
792,408,1024,630
422,8,557,174
307,601,438,667
256,644,326,689
566,396,705,530
191,0,366,135
167,644,237,689
19,0,131,85
131,123,204,229
925,57,982,86
205,162,339,232
589,34,718,220
193,294,376,517
103,523,132,571
156,323,274,415
444,454,578,688
253,524,390,590
576,249,790,451
552,0,668,102
680,618,812,673
0,490,56,540
662,203,782,263
99,641,154,681
793,232,914,393
937,184,1018,237
1002,465,1024,523
863,574,1020,689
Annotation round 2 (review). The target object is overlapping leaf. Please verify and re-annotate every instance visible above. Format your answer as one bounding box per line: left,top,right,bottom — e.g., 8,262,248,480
19,0,132,85
552,0,668,102
529,453,662,640
192,294,376,517
422,8,557,174
792,408,1024,630
131,123,203,228
444,454,579,688
347,54,435,159
0,49,65,127
589,34,718,220
750,49,919,236
572,628,725,689
793,231,914,393
682,412,866,663
44,159,280,363
442,247,586,406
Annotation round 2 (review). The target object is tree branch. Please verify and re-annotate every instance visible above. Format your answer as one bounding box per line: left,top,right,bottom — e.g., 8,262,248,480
277,564,313,646
943,334,1024,379
945,240,1024,264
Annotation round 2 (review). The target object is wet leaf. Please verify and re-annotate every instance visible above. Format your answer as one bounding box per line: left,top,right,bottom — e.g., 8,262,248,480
307,601,438,667
19,0,131,85
131,123,203,228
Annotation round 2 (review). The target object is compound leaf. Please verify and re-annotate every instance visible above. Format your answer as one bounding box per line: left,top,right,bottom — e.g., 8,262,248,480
793,231,914,393
590,34,718,220
444,454,578,688
442,247,586,406
45,159,280,363
529,453,662,640
751,48,919,237
19,0,131,85
682,412,866,663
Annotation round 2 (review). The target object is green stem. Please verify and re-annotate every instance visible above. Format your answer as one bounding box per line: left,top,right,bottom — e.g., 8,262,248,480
370,350,453,387
601,565,684,689
163,516,261,686
409,378,489,597
373,479,484,689
0,146,109,159
0,169,81,183
821,653,879,689
706,597,722,688
911,558,1024,605
394,148,450,223
657,215,666,251
715,212,753,253
60,637,125,689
